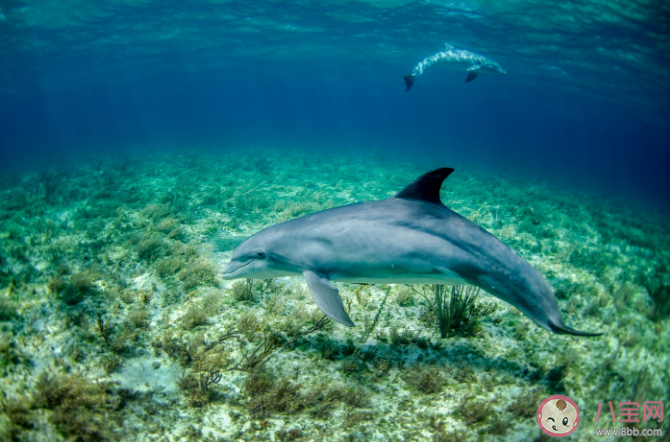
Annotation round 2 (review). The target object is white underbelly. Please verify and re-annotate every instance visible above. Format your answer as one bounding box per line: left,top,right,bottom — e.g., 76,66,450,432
333,272,467,286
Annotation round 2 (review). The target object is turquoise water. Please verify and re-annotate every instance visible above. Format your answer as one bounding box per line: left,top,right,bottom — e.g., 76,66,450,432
1,0,669,202
0,1,669,441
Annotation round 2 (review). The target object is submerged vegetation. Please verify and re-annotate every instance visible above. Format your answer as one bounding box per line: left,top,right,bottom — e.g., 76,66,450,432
0,150,668,441
640,271,670,322
431,285,498,338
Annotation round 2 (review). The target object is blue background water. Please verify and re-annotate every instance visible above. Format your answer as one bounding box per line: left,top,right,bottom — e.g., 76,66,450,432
1,0,668,206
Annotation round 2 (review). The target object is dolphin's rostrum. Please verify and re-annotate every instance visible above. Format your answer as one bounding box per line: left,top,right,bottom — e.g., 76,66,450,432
221,169,601,337
403,44,506,91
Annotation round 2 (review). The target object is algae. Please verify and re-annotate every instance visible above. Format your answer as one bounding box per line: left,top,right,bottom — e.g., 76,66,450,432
0,151,668,441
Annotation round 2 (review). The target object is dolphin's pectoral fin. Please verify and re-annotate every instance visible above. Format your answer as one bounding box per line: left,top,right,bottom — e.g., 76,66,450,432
303,270,355,327
394,167,455,205
403,75,415,91
465,72,479,83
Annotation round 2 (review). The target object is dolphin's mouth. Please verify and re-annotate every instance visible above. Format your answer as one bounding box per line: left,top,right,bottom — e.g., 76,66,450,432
220,260,252,279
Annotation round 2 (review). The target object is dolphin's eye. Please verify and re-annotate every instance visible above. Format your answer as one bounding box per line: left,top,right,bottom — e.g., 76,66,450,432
547,417,555,422
562,417,569,426
257,252,266,259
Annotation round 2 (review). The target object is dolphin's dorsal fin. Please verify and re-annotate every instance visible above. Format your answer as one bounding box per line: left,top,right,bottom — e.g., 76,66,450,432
394,168,454,204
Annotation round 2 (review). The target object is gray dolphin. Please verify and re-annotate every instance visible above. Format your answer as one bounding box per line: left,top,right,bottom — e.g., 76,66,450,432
403,44,507,91
221,168,600,337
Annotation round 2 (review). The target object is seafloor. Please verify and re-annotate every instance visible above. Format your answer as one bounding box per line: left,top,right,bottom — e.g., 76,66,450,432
0,149,668,442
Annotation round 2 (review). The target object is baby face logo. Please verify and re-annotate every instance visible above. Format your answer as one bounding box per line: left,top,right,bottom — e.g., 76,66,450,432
537,395,580,437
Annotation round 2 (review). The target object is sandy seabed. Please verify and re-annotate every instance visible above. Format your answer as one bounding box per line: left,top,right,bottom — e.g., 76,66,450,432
0,148,668,441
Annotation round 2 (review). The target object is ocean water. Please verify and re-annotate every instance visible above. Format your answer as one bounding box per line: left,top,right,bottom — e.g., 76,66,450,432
0,1,669,441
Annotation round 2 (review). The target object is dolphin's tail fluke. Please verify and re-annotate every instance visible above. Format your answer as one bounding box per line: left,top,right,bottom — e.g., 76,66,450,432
549,320,603,337
403,75,415,91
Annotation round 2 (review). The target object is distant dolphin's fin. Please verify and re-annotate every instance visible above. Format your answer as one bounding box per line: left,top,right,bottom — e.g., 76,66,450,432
394,168,455,205
549,320,603,337
466,72,479,82
303,270,355,327
403,75,415,91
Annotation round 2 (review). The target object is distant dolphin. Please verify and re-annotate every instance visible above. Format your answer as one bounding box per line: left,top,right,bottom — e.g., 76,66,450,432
221,168,600,337
403,44,507,91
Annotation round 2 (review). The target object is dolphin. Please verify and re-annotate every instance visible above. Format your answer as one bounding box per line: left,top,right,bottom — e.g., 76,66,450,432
221,168,601,337
403,44,507,91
